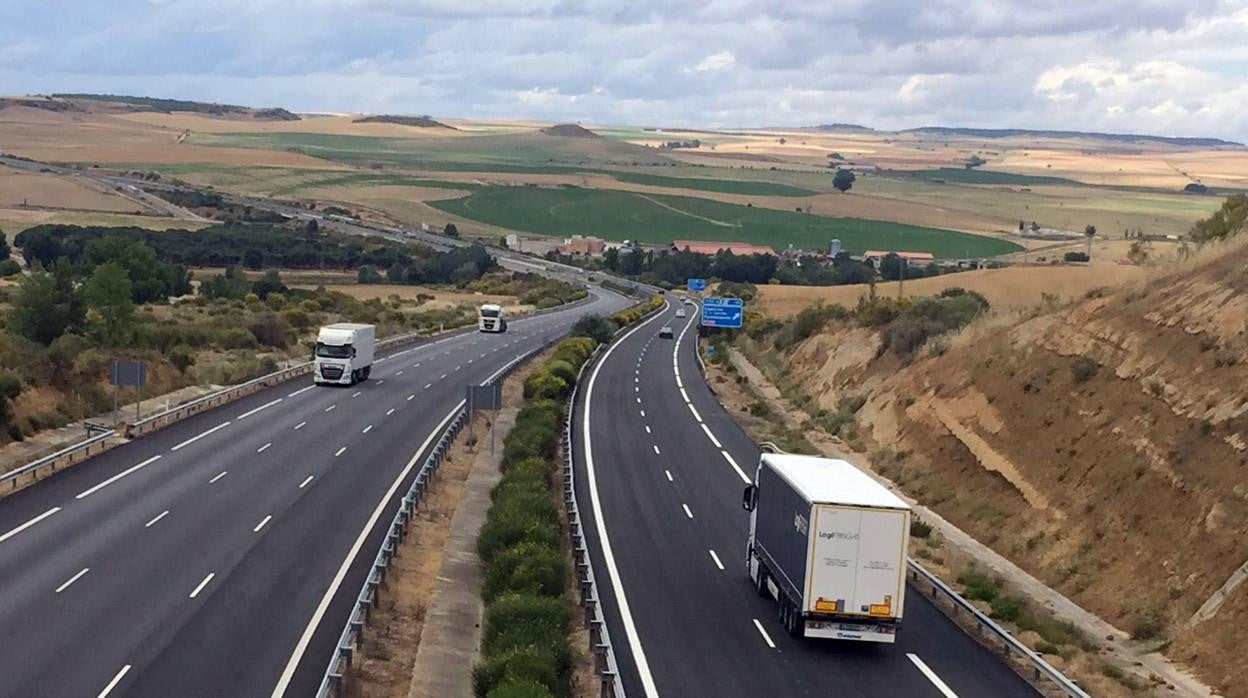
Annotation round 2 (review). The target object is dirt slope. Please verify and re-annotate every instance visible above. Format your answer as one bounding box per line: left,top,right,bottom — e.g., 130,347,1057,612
774,238,1248,695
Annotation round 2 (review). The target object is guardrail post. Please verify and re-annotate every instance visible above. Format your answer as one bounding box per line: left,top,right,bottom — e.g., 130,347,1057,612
600,672,617,698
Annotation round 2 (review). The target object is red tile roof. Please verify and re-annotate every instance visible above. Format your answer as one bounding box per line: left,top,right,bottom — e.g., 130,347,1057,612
671,240,777,256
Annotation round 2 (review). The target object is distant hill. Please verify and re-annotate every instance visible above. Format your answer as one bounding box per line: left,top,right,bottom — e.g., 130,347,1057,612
540,124,601,138
813,123,875,132
902,126,1241,148
0,96,86,113
48,93,300,120
352,114,456,129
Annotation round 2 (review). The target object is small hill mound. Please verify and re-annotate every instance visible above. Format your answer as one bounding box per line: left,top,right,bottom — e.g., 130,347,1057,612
44,93,301,120
539,123,601,138
352,114,456,129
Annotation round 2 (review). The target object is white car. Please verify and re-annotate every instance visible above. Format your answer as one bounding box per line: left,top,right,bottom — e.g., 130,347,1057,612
658,326,674,339
676,308,687,318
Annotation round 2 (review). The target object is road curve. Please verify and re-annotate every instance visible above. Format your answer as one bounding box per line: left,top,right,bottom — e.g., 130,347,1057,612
572,300,1039,697
0,288,630,698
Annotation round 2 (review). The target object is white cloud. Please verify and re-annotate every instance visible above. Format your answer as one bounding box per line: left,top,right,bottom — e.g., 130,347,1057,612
692,51,735,73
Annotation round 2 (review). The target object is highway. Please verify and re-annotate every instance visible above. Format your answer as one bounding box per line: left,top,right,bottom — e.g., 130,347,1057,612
0,288,629,698
572,300,1040,697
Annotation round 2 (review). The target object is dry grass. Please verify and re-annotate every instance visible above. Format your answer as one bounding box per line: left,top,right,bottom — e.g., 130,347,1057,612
0,169,142,211
754,264,1149,318
0,207,208,233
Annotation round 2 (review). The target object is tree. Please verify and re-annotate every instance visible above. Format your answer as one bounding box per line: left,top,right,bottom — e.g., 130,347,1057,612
1084,224,1096,258
965,154,986,169
444,223,459,238
84,262,135,346
251,269,287,299
199,265,251,300
878,253,906,281
357,265,383,284
1190,194,1248,243
0,229,9,261
10,259,85,345
82,235,180,303
1018,220,1025,233
242,247,264,269
833,169,856,193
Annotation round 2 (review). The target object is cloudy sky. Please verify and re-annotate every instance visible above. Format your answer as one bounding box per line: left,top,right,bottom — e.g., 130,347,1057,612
2,1,1247,140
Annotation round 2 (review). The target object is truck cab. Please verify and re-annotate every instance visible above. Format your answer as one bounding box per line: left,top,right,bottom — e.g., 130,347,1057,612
744,452,910,643
479,303,507,333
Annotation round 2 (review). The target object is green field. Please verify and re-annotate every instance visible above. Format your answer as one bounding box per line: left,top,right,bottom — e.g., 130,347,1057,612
905,168,1077,186
605,171,817,196
430,186,1021,257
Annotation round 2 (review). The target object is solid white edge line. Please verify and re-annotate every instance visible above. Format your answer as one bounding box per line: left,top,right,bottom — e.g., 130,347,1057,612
55,567,90,593
189,572,215,599
96,664,131,698
583,300,667,698
238,398,282,420
170,421,231,451
144,510,169,527
287,385,314,398
907,654,961,698
752,619,777,649
701,423,723,448
708,550,724,570
76,456,162,499
254,515,273,532
682,503,694,519
270,400,466,697
721,450,751,484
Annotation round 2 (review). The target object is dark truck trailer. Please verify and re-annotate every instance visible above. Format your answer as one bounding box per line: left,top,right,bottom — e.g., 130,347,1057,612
743,453,910,642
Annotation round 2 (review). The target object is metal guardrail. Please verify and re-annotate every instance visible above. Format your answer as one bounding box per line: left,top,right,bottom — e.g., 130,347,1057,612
314,342,549,698
0,294,596,496
906,560,1091,697
562,345,626,698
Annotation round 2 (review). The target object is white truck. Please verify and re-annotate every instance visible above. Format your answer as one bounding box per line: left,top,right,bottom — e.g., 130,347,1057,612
478,303,507,333
743,453,910,643
314,323,376,385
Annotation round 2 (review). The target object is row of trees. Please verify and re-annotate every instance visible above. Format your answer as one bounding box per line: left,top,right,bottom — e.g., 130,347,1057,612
588,246,880,287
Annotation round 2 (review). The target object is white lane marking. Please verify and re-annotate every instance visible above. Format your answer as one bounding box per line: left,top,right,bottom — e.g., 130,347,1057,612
440,374,447,380
581,299,668,698
636,397,641,404
76,456,162,499
676,376,683,389
407,394,415,401
238,398,282,420
376,379,385,385
375,357,387,364
294,421,306,430
362,425,373,434
701,424,723,448
145,510,169,528
97,665,131,698
171,421,231,451
652,444,661,455
753,619,777,649
257,443,272,453
665,470,673,482
424,383,432,390
639,410,645,418
413,362,421,368
396,370,404,376
688,404,703,422
908,654,960,698
635,386,640,393
287,385,314,398
189,572,215,599
270,401,465,697
680,388,690,403
468,359,474,364
334,447,346,457
386,408,396,416
709,550,725,570
298,475,314,489
209,471,228,484
55,567,90,593
254,515,273,533
324,405,336,413
682,503,694,519
644,425,651,434
455,365,462,371
352,391,362,398
721,450,751,484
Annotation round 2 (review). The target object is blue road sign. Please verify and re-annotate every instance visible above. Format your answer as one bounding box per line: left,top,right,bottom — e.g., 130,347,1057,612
687,278,707,292
701,296,744,328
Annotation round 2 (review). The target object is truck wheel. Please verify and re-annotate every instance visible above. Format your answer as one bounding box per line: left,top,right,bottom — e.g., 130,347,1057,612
362,366,371,380
785,600,804,638
350,369,359,385
755,567,770,598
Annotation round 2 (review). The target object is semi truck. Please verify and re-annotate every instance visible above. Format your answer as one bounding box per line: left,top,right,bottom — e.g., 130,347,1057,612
479,303,507,333
314,323,376,385
743,453,911,643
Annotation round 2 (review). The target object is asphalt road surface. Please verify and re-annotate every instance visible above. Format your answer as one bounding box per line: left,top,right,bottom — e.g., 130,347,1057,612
0,288,628,698
572,299,1040,698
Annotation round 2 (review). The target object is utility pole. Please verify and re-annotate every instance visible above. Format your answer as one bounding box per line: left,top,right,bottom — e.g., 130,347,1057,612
897,253,904,299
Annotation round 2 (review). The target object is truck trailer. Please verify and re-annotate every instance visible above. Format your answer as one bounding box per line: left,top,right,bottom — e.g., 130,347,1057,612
314,323,376,385
743,453,910,643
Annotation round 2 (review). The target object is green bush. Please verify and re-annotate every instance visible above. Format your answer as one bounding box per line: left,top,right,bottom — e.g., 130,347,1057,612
487,678,556,698
1034,640,1061,655
544,360,577,387
958,570,999,602
570,314,615,344
910,517,933,539
483,541,566,602
1071,357,1098,383
0,371,22,400
168,344,195,373
990,596,1023,622
477,505,561,565
0,259,20,277
220,327,258,349
473,645,563,698
483,593,570,660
